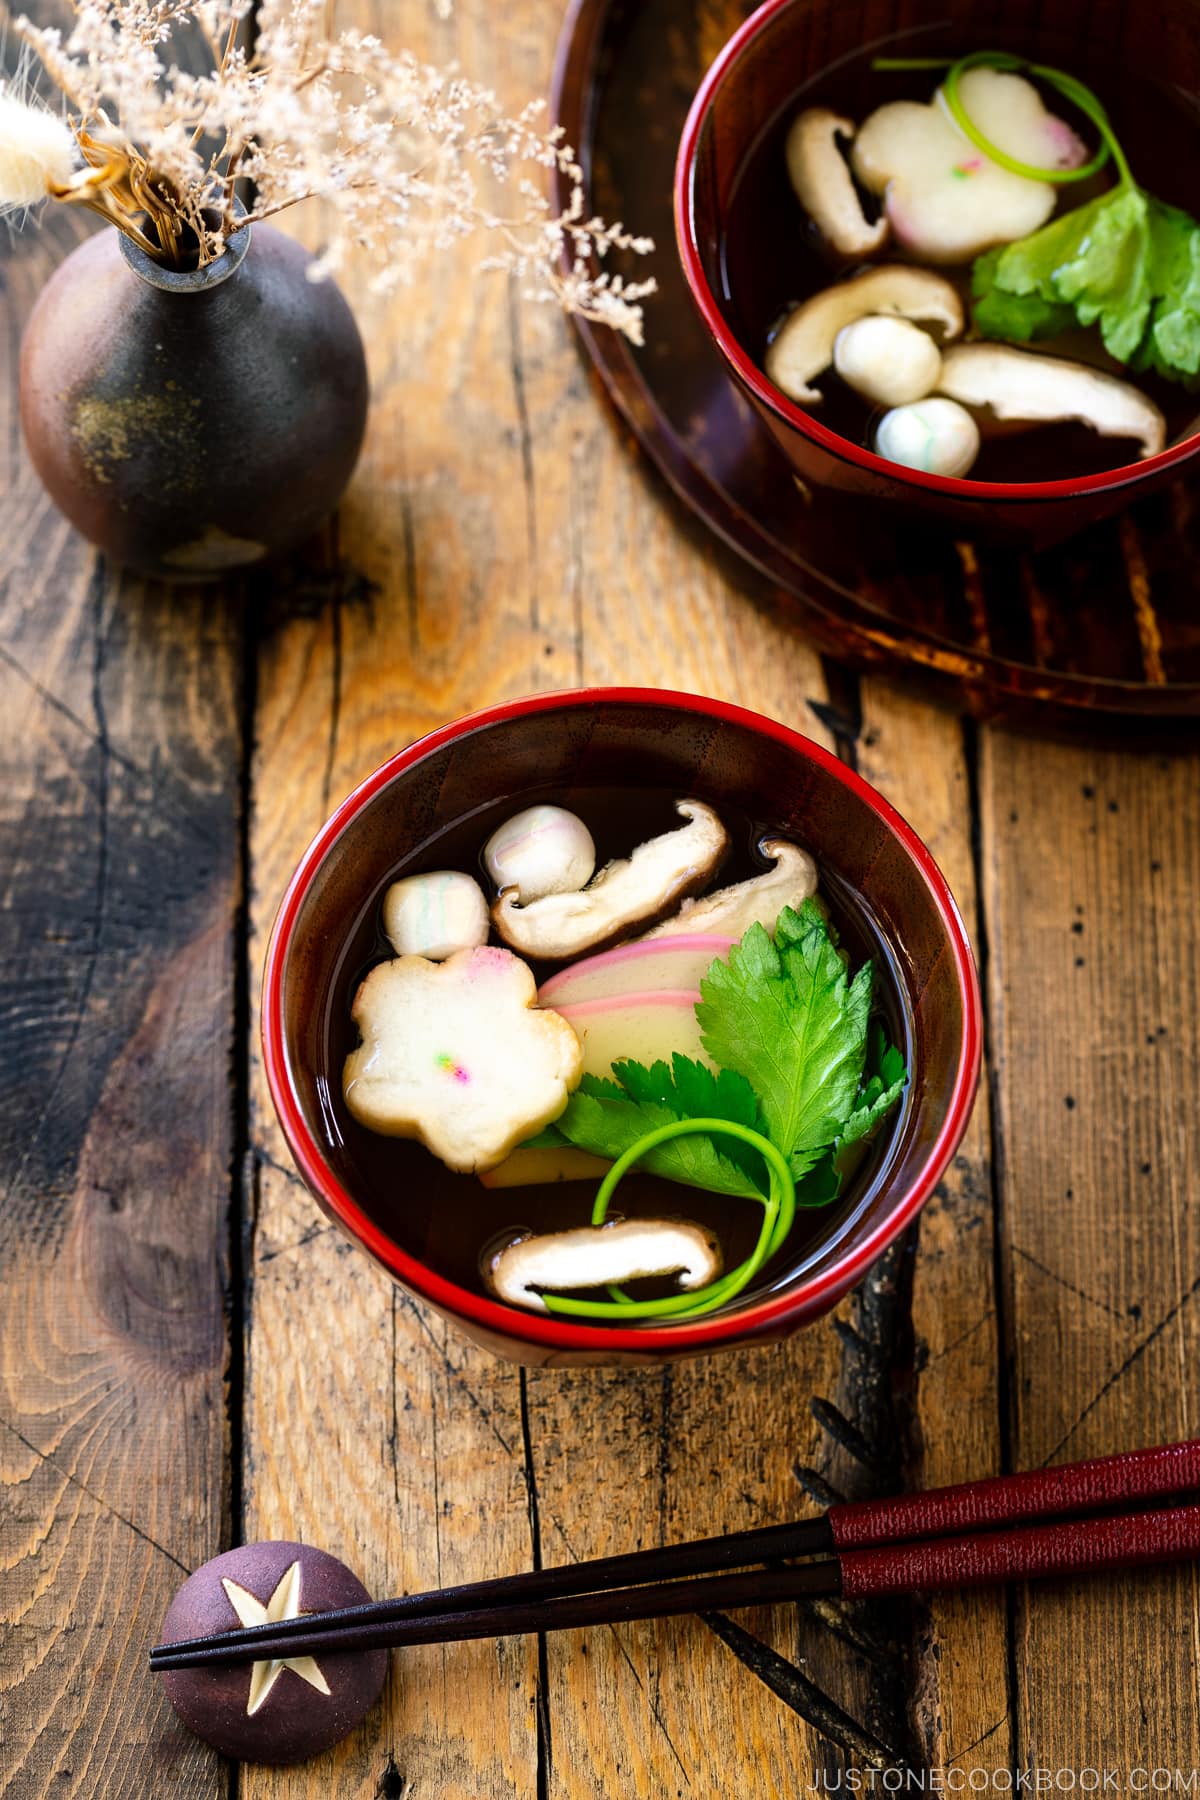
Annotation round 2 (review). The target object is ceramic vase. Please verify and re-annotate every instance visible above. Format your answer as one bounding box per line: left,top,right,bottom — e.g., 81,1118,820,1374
19,215,368,580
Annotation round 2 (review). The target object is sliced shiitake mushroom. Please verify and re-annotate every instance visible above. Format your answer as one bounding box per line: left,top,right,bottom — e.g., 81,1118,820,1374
938,343,1166,459
486,1219,723,1312
766,266,963,405
491,799,729,961
638,837,817,942
785,108,889,260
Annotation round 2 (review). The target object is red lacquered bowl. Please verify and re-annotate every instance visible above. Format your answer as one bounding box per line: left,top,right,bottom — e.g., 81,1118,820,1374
674,0,1200,546
262,689,981,1367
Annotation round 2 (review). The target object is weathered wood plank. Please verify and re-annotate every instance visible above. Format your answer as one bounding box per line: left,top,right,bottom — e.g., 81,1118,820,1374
0,210,240,1798
522,681,1013,1796
855,681,1010,1773
980,726,1200,1766
240,9,851,1800
241,2,538,1791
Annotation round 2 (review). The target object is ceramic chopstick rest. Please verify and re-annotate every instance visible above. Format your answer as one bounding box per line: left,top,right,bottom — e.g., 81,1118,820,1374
158,1541,387,1763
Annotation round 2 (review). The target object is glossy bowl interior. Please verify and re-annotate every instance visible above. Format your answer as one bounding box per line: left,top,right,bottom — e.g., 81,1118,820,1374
263,690,981,1367
675,0,1200,542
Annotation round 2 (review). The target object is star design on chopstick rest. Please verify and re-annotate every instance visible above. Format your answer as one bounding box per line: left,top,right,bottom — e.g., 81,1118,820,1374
220,1561,333,1717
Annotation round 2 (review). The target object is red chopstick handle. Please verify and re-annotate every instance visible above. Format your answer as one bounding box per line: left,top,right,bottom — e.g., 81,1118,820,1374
838,1503,1200,1598
827,1439,1200,1550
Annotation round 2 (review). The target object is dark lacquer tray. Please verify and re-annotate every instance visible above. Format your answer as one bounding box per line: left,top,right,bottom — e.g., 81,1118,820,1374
550,0,1200,723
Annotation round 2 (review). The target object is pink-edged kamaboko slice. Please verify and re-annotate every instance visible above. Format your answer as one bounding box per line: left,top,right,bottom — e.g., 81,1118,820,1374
554,989,713,1080
538,934,734,1009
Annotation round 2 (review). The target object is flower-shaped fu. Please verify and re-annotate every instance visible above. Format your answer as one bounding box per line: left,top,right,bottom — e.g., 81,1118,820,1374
851,66,1088,261
221,1561,331,1717
344,945,584,1172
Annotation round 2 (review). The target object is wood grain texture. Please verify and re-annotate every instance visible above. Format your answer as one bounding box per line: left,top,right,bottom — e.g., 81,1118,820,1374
239,0,1015,1790
6,0,1200,1792
980,728,1200,1765
0,209,239,1798
855,681,1010,1773
238,4,888,1797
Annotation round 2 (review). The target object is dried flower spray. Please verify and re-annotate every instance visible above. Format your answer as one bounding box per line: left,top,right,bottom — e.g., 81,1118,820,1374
1,0,655,340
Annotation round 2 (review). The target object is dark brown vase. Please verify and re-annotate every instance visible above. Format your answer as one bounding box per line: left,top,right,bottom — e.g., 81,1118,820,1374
19,216,368,579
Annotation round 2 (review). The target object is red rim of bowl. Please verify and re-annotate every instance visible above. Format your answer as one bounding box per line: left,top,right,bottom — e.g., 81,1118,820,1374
261,687,982,1352
673,0,1199,505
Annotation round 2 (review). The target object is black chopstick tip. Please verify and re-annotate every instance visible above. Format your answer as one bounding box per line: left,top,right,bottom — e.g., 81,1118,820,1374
150,1445,1200,1680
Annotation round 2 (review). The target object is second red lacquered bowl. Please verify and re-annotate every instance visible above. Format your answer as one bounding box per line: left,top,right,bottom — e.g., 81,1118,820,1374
262,689,981,1368
674,0,1200,546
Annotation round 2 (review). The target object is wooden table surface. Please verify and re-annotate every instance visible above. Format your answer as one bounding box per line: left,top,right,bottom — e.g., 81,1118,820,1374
2,3,1199,1794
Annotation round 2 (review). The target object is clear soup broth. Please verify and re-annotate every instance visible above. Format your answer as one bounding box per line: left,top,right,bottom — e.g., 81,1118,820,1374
719,37,1200,481
321,784,913,1319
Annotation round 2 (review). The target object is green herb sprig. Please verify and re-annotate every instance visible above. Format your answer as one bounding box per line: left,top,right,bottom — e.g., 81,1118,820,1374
535,901,908,1322
876,50,1200,384
540,1117,796,1321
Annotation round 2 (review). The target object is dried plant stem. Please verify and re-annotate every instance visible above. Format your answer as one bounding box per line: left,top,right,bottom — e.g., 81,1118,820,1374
219,143,243,236
50,171,161,256
4,0,655,338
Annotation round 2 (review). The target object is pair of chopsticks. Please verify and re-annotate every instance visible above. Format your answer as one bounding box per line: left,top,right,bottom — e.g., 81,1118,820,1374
149,1438,1200,1673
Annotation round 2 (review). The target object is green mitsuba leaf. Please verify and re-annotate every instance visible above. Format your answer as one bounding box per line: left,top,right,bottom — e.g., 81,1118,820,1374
552,1088,765,1200
1136,207,1200,380
523,908,907,1210
841,1020,909,1149
696,900,872,1164
841,1071,909,1148
971,182,1200,383
607,1056,770,1192
523,1123,570,1149
793,1151,842,1208
972,248,1076,342
1051,186,1153,361
544,1057,769,1198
